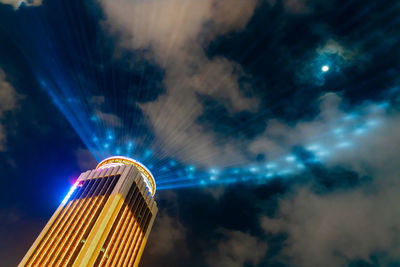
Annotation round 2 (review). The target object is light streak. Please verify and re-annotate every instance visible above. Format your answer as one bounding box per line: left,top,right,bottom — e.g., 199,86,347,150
30,28,391,193
61,181,80,205
153,104,388,190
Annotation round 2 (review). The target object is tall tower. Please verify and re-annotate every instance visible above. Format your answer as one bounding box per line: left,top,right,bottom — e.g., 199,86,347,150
19,156,158,267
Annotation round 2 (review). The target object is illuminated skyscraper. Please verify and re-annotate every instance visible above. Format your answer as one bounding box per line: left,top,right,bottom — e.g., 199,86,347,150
19,156,158,267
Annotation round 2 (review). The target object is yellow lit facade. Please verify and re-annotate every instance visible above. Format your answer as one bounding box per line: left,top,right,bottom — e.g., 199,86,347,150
19,157,158,267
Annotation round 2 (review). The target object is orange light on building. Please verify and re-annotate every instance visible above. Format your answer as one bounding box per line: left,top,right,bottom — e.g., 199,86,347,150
19,156,158,267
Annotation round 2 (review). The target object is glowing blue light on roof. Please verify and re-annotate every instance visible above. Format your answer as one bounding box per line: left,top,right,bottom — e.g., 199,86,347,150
186,165,195,172
144,149,152,158
322,65,329,72
62,181,80,205
107,130,113,140
210,168,219,174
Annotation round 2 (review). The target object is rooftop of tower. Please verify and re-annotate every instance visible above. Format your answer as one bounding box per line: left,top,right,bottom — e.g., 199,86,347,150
96,156,156,196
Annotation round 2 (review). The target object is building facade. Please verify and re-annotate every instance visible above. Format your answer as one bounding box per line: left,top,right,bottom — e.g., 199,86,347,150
19,156,158,267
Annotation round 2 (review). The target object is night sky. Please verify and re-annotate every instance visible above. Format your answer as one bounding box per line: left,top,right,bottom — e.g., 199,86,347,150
0,0,399,266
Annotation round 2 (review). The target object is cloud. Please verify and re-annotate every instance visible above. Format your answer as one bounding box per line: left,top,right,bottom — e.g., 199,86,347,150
275,0,334,14
0,215,45,267
0,69,20,151
206,230,268,267
75,148,98,171
100,0,258,62
98,0,396,174
261,111,400,266
141,192,190,267
146,211,188,257
247,92,378,162
95,110,123,128
317,39,357,61
0,0,42,9
99,0,259,166
262,182,400,266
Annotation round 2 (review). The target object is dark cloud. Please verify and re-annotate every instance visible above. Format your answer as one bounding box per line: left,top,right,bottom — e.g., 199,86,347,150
0,69,21,151
141,209,190,267
0,0,399,266
0,0,42,9
261,171,400,266
206,230,267,267
99,0,260,166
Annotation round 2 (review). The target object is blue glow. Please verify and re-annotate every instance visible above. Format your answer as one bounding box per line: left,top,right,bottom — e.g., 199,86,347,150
62,181,80,205
33,42,389,193
353,128,367,135
306,144,321,151
249,167,258,173
336,141,352,148
155,104,391,191
266,163,277,169
186,165,195,172
210,168,219,175
377,102,389,109
286,155,296,162
144,149,152,158
344,114,357,121
333,128,344,135
296,163,305,169
62,97,388,192
278,169,293,175
316,150,330,157
366,120,379,127
21,9,388,195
